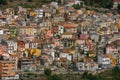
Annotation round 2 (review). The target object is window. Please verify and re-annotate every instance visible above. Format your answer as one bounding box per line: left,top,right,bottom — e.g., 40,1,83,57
79,66,82,69
85,66,87,69
2,72,7,74
3,69,8,71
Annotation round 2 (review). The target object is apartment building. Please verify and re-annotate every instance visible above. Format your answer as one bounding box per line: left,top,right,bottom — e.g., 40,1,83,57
0,60,19,80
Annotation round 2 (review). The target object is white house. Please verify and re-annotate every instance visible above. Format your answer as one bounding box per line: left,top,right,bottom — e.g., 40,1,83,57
60,53,72,61
35,9,44,19
6,40,17,54
58,25,64,35
0,29,4,35
98,55,111,68
76,62,98,71
74,0,84,5
113,0,120,9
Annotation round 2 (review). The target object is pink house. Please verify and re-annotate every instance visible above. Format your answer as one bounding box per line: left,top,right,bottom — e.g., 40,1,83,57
106,45,118,54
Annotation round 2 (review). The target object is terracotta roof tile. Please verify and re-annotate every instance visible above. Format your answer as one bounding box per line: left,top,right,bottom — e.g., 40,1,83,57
0,15,7,19
114,0,120,2
63,23,76,28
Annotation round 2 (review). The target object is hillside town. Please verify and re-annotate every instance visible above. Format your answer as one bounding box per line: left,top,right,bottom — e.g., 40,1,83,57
0,0,120,80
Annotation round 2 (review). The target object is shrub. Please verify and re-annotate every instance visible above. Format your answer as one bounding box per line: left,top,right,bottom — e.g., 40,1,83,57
44,68,52,77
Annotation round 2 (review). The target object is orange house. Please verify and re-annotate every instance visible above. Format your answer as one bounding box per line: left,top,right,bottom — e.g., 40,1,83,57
0,60,19,80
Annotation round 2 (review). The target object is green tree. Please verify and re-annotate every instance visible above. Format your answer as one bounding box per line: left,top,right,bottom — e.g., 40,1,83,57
41,0,52,3
90,0,94,6
44,69,52,77
9,0,13,2
97,0,113,8
112,66,120,80
81,71,89,79
118,4,120,10
23,3,31,8
1,39,8,46
106,0,113,9
84,0,90,6
51,74,64,80
81,72,109,80
41,0,46,3
27,0,33,2
72,3,82,9
57,0,61,4
100,0,107,8
84,0,113,8
87,74,98,80
40,59,45,65
23,53,26,58
0,0,7,5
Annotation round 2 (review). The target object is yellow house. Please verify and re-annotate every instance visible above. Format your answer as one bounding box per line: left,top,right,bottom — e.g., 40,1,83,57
68,49,76,54
29,48,42,57
106,54,116,67
116,23,120,30
85,10,95,15
99,31,105,35
30,11,37,16
88,50,96,57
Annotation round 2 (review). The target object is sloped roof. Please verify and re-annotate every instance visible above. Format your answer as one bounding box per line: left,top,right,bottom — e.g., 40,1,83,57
63,23,76,28
114,0,120,2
